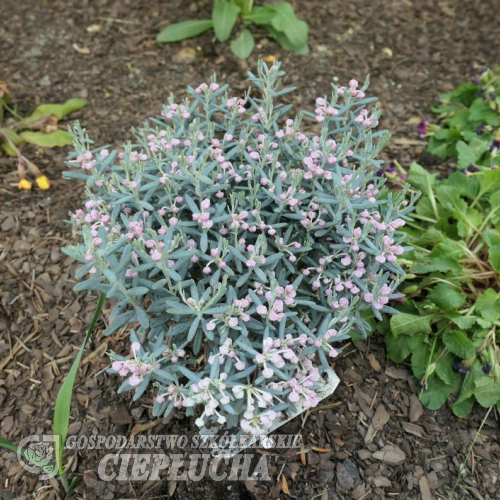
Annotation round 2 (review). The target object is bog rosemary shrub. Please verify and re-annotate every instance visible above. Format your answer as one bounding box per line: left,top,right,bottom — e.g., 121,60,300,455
64,62,414,433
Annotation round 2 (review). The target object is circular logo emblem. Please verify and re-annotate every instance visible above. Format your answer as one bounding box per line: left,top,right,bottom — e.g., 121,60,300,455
17,435,58,479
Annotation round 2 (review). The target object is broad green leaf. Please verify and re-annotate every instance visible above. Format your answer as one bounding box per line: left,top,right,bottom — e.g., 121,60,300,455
455,138,489,171
427,136,455,160
242,5,276,25
435,352,462,385
436,185,467,216
451,396,475,418
390,313,433,337
489,190,500,211
0,127,22,155
468,97,500,125
407,162,438,196
411,256,461,275
483,231,500,247
19,130,74,148
442,171,479,199
53,293,104,472
266,25,309,54
475,288,500,322
478,169,500,194
427,283,466,311
26,98,87,121
384,332,419,363
267,2,308,49
442,330,475,359
474,375,500,407
230,29,255,59
213,2,241,42
416,227,446,246
445,313,477,330
456,207,483,238
157,19,213,42
488,245,500,274
411,342,432,379
419,376,455,410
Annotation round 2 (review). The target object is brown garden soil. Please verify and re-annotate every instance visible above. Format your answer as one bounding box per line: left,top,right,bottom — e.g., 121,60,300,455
1,0,499,499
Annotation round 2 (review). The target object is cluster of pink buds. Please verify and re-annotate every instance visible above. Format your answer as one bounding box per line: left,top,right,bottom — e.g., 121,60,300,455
161,102,190,120
156,384,194,408
363,283,393,310
145,238,166,262
245,244,267,268
111,342,154,387
355,109,377,128
240,410,279,434
375,235,405,264
75,150,96,170
225,96,246,115
254,336,306,377
307,329,339,358
194,82,220,94
314,97,339,123
192,199,213,229
193,375,230,426
208,338,246,371
337,79,366,99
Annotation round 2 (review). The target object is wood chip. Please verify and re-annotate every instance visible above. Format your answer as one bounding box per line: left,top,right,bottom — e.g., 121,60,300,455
409,394,424,422
372,445,406,465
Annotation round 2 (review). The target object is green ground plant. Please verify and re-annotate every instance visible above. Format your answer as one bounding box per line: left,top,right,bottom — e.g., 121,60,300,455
0,82,86,189
379,163,500,417
157,0,308,59
420,65,500,171
0,293,104,493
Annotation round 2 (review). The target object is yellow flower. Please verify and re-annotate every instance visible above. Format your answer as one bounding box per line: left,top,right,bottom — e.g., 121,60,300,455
18,178,32,190
36,175,50,190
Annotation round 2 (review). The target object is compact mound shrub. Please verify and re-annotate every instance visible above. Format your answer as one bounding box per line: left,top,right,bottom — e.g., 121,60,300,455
64,62,414,433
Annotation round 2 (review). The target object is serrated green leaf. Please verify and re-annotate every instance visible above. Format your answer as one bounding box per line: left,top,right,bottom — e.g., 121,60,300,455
427,283,466,311
451,396,475,418
479,169,500,194
157,19,213,43
19,130,74,148
475,288,500,322
488,245,500,274
407,162,438,196
213,2,241,42
230,29,255,59
445,313,477,330
474,375,500,407
411,256,461,275
384,332,419,363
411,342,432,379
435,352,462,385
390,313,433,337
419,376,455,410
442,330,475,359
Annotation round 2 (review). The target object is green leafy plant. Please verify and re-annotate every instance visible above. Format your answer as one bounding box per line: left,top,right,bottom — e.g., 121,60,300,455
0,82,86,189
0,293,104,493
380,163,500,417
421,65,500,171
156,0,309,59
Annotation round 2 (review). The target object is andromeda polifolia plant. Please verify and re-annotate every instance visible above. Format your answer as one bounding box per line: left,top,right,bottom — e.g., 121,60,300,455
63,61,414,434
